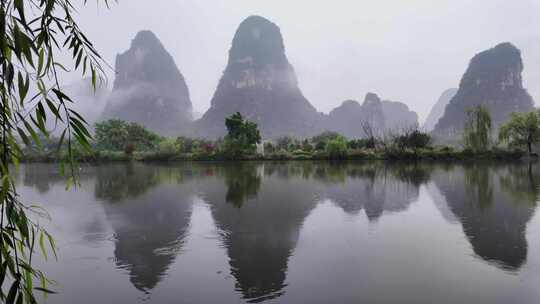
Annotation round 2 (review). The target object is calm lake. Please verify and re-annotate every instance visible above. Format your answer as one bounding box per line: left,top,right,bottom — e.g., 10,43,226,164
18,161,540,304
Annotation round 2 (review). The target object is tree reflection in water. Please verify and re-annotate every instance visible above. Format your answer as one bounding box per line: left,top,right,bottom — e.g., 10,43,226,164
19,161,540,301
431,162,538,271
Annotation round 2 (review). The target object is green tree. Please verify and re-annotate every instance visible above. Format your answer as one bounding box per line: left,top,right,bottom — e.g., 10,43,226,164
176,136,195,153
326,136,348,159
463,105,492,152
312,131,340,144
94,119,129,150
302,139,313,152
223,112,261,158
94,120,161,151
158,138,180,154
499,110,540,155
314,140,326,151
394,129,431,153
1,0,108,302
124,122,162,151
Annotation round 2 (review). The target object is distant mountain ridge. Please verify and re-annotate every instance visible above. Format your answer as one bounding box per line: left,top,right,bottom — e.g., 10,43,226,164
381,99,419,131
325,93,386,138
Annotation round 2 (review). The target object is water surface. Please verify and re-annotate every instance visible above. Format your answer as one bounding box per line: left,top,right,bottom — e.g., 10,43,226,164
18,161,540,303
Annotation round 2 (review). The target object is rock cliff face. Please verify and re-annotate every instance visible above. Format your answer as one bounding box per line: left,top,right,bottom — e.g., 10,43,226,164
433,43,534,137
381,100,419,131
326,93,386,138
195,16,322,139
102,30,192,136
423,88,458,132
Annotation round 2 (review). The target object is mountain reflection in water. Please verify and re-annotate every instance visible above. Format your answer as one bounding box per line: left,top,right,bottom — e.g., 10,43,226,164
17,161,540,304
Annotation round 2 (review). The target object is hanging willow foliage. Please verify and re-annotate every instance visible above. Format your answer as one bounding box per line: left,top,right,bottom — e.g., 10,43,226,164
463,105,492,152
0,1,110,303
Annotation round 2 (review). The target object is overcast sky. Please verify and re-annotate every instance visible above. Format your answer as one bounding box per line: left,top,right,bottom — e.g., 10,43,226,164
73,0,540,122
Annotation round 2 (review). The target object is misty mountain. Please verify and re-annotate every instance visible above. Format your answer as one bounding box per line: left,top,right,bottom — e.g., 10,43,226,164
102,30,193,136
423,88,458,132
326,93,386,138
381,100,419,131
194,16,323,139
433,43,534,138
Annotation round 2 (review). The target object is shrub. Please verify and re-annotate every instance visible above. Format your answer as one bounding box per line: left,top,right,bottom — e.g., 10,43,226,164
312,150,330,159
158,139,180,154
266,150,292,160
394,129,431,152
347,149,369,160
302,139,313,152
326,136,348,159
314,141,326,151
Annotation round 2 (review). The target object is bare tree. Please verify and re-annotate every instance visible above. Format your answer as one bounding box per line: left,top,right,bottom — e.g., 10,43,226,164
361,120,377,149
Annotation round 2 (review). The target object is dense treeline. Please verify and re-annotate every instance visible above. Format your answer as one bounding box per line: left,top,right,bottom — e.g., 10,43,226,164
21,108,535,162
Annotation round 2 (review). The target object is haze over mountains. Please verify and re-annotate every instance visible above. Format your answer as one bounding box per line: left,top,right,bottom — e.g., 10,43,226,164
73,16,536,140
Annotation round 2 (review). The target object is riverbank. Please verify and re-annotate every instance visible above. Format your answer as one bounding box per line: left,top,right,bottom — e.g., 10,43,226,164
20,147,526,163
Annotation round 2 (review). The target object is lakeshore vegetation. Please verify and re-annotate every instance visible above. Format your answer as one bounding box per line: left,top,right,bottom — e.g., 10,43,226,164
21,108,540,163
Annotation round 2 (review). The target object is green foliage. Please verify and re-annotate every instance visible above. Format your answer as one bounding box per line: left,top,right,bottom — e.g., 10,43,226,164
158,139,181,154
394,130,431,152
223,112,261,158
175,136,195,153
301,139,313,152
224,163,261,207
463,105,492,152
347,140,360,150
312,131,340,146
499,110,540,154
0,0,110,302
326,136,348,159
94,119,128,150
95,119,162,152
314,141,326,151
347,139,379,150
275,136,294,151
311,131,343,152
124,123,162,150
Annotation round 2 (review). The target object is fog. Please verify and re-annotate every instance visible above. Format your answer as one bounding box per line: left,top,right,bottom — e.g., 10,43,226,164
71,0,540,122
